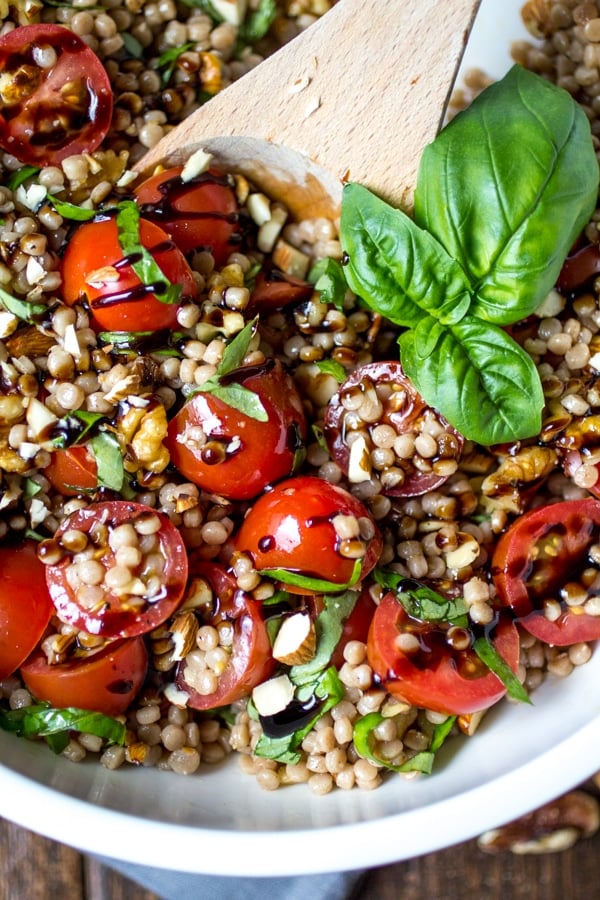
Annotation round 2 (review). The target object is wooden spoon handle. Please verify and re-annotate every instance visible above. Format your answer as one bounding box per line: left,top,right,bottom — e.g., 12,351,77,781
137,0,482,216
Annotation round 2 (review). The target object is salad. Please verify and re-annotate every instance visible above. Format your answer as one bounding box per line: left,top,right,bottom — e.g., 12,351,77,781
1,2,600,797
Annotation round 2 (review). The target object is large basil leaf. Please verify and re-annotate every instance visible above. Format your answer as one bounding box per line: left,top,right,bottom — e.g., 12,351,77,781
341,183,472,328
414,65,599,325
398,314,544,444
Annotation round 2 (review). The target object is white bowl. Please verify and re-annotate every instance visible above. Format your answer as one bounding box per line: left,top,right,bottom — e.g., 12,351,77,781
3,0,600,877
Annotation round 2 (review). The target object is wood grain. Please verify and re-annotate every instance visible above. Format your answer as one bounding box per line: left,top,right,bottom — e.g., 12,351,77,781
136,0,482,218
2,815,600,900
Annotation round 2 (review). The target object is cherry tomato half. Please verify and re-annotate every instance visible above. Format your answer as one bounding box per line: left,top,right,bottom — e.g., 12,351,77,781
20,637,148,716
165,359,307,501
42,501,188,638
175,560,275,709
135,166,241,266
0,24,113,166
367,592,520,715
61,214,198,332
234,475,383,593
492,498,600,645
324,361,464,497
45,445,98,497
248,269,314,313
0,540,54,680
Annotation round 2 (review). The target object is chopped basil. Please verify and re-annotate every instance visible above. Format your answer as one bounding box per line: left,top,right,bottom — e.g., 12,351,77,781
315,358,347,383
122,31,144,59
353,711,456,774
115,201,182,306
53,409,105,447
6,165,40,191
47,194,99,221
309,257,348,311
237,0,277,45
374,568,469,626
258,558,363,594
340,66,599,445
0,285,48,322
90,430,125,492
0,702,126,751
155,42,195,84
473,637,531,705
190,319,268,421
23,478,42,500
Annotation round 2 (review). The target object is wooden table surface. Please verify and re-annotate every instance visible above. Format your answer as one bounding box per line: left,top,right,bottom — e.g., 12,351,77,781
1,804,599,900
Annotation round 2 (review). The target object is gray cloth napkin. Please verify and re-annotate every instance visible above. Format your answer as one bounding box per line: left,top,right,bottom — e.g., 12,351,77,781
98,857,366,900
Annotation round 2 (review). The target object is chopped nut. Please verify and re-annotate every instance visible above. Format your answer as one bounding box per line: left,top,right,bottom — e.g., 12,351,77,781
478,791,600,854
272,612,316,665
252,674,295,717
5,325,55,358
169,610,199,662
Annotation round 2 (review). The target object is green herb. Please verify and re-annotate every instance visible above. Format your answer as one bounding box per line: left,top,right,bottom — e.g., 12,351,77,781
122,32,144,59
116,201,182,306
190,319,268,421
23,478,42,500
237,0,277,45
309,257,348,310
155,42,195,84
6,165,40,191
315,358,347,383
374,568,469,625
473,636,531,705
289,591,358,686
90,431,125,492
253,667,345,764
340,66,599,445
0,702,126,751
0,285,48,322
353,711,456,774
48,194,99,221
258,558,363,594
53,410,105,448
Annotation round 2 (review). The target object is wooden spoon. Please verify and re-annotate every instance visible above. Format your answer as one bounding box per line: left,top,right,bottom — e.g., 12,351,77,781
136,0,482,219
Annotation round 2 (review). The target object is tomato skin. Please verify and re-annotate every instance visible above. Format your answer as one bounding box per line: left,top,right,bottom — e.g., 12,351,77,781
234,476,383,592
0,24,113,166
492,498,600,645
0,541,54,680
165,359,307,501
175,561,275,709
45,445,98,497
367,592,520,715
44,501,188,638
330,587,376,669
135,166,241,266
61,214,198,332
20,638,148,716
248,270,314,313
324,361,464,497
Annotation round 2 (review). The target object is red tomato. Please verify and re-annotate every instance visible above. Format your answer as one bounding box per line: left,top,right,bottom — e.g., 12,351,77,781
135,166,241,266
0,24,112,166
234,475,383,592
330,586,377,668
20,637,147,716
324,361,464,497
61,214,197,332
45,445,98,497
492,498,600,645
165,359,307,501
42,501,188,638
248,269,314,313
175,560,275,709
0,540,54,680
367,592,520,715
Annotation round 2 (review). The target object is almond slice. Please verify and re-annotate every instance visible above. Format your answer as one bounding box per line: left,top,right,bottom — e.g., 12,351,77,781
252,674,295,717
272,612,316,666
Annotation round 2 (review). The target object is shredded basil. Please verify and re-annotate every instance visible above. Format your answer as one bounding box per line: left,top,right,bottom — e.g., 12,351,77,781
237,0,277,44
309,257,348,311
47,194,99,221
353,711,456,774
374,568,469,625
189,319,268,421
0,285,48,322
0,702,126,752
6,165,40,191
258,558,363,594
90,431,125,492
340,66,599,445
315,358,347,383
115,201,182,306
473,637,531,705
122,31,144,59
155,42,195,83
